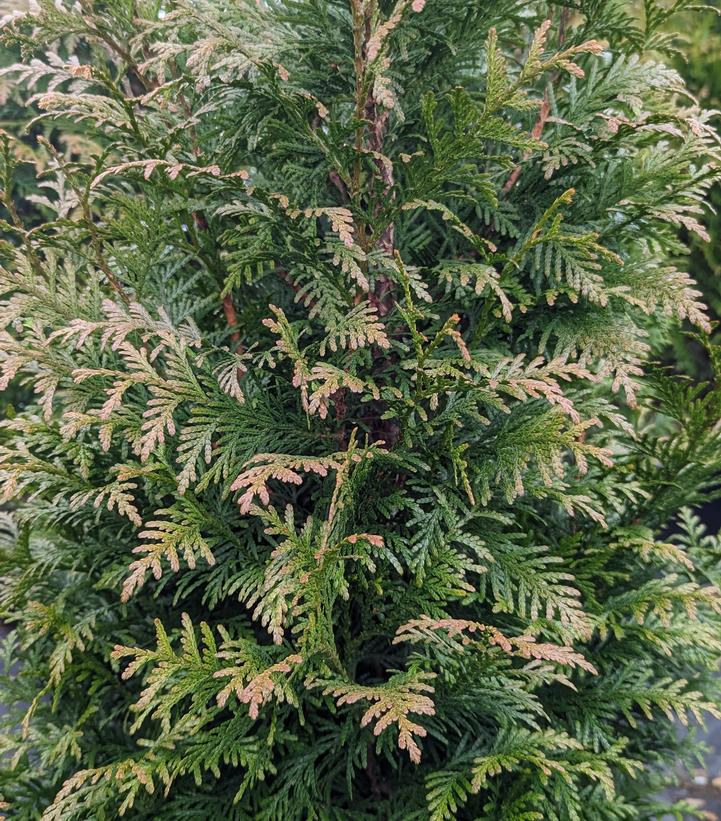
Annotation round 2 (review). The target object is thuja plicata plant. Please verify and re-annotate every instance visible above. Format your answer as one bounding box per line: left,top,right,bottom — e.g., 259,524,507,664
1,0,721,818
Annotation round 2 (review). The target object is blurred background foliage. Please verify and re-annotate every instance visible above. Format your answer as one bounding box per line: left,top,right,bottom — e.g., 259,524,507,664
641,5,721,814
669,1,721,379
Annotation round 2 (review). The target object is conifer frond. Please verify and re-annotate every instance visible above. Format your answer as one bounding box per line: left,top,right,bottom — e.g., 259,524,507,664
215,652,303,718
318,301,390,356
112,612,220,732
321,670,436,764
425,765,475,821
122,502,218,601
470,728,582,792
438,261,514,322
393,615,597,673
231,442,383,514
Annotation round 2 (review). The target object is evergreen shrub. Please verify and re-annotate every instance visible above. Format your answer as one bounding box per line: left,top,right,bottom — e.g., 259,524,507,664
1,1,721,818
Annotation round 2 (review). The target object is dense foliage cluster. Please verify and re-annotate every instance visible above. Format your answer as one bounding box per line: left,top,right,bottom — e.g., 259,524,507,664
1,0,721,818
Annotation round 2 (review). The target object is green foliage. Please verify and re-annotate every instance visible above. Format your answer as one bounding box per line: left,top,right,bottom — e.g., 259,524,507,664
665,1,721,377
0,0,720,818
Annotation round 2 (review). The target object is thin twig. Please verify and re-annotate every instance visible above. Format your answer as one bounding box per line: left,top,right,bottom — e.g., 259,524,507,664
503,9,569,194
223,293,241,344
503,91,550,194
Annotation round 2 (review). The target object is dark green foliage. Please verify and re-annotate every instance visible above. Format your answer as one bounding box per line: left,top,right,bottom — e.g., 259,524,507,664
0,1,720,818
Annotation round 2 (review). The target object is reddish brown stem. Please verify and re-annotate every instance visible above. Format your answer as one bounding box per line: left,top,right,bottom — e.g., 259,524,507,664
503,92,550,194
223,293,241,343
504,11,568,195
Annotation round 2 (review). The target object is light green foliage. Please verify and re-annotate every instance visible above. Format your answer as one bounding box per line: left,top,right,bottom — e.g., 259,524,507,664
0,0,720,818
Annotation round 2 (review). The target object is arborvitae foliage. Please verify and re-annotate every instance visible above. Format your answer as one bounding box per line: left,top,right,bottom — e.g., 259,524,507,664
667,2,721,377
1,1,721,818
